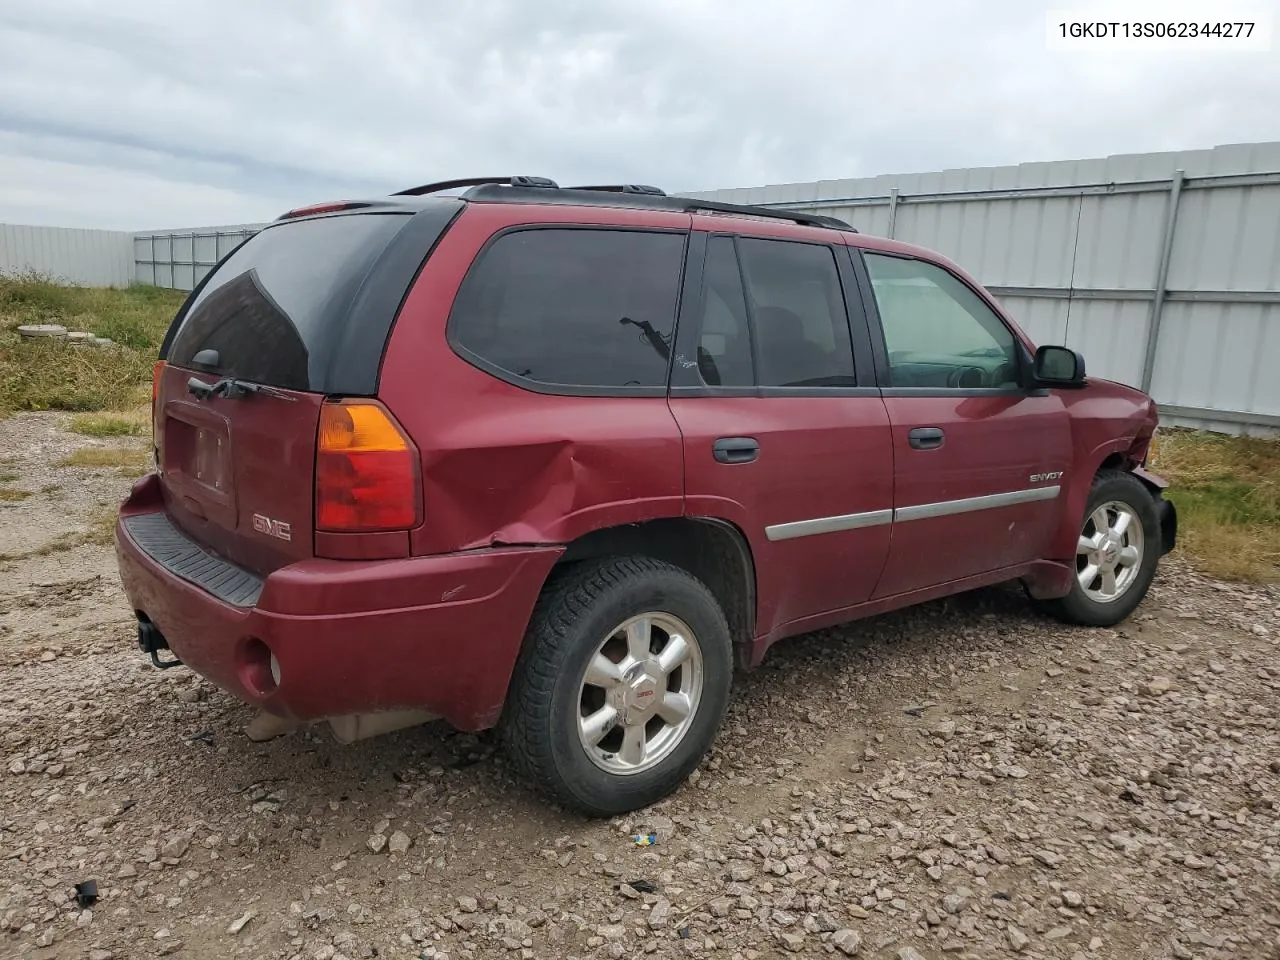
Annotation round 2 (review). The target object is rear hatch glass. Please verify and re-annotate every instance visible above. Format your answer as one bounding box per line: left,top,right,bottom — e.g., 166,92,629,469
166,213,413,391
155,212,414,574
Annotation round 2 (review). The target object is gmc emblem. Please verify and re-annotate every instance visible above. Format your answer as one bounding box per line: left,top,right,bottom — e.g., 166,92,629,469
252,513,292,542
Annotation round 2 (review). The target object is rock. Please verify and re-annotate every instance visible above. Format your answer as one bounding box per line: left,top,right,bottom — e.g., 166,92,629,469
457,895,478,913
648,899,671,929
8,759,24,774
1062,891,1084,908
832,929,862,956
227,910,256,934
729,864,755,882
367,834,387,854
597,923,626,941
388,830,412,854
1032,850,1061,869
647,815,676,841
898,949,927,960
1008,926,1030,951
1140,677,1179,697
161,832,191,859
1046,925,1072,940
778,931,805,952
89,951,114,960
931,720,957,740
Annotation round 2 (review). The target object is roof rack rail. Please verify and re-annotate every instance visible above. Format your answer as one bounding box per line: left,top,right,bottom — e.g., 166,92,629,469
568,184,667,196
455,182,857,232
393,175,558,197
682,199,854,231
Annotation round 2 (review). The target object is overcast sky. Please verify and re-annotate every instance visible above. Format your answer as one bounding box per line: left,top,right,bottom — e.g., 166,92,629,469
1,0,1278,230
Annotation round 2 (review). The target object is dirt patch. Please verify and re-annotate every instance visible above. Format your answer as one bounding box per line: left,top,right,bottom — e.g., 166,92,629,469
1,411,1278,960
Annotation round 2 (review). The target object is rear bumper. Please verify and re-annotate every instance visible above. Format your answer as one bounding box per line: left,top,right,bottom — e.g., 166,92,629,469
114,475,563,731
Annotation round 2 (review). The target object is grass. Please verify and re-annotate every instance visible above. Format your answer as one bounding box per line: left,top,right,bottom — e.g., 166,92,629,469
69,406,150,437
0,488,32,501
58,446,152,474
1152,428,1280,583
0,274,183,416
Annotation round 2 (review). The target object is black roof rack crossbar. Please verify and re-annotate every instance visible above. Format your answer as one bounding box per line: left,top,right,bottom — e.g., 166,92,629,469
568,184,668,196
393,175,558,197
682,199,854,231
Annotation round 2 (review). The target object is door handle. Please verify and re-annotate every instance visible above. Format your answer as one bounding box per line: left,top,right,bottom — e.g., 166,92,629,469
908,427,945,450
713,437,759,464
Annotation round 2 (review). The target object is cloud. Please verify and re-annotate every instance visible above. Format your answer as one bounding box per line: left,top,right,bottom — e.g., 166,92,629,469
1,0,1277,229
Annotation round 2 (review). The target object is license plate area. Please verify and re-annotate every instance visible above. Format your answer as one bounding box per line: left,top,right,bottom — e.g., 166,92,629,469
161,401,237,527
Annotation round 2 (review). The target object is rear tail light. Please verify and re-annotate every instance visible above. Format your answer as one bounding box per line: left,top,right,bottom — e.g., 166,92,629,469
151,360,165,460
315,401,421,532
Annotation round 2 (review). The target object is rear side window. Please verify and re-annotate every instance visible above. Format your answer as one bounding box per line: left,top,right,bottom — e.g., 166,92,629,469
167,213,412,392
737,239,856,387
449,228,686,391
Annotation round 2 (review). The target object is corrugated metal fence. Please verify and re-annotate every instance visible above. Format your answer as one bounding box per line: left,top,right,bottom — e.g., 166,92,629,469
0,223,134,287
685,142,1280,434
3,142,1279,433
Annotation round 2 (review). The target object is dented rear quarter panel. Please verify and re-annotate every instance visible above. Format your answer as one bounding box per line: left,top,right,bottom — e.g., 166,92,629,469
379,203,689,556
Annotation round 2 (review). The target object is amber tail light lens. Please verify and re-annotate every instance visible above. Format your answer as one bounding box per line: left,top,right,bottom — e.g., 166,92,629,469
151,360,166,459
315,401,421,532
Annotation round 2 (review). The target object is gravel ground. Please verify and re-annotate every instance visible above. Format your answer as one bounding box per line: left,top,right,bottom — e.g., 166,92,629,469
1,411,1278,960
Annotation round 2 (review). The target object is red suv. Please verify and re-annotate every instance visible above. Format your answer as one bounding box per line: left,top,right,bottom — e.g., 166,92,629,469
116,176,1176,815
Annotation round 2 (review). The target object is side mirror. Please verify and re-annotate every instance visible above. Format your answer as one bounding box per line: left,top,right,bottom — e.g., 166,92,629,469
1033,345,1086,388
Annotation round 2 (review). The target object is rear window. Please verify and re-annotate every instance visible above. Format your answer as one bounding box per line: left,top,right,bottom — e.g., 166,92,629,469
166,213,412,391
448,228,687,392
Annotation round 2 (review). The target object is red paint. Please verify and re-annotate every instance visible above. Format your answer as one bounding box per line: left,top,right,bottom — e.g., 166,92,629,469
117,196,1169,733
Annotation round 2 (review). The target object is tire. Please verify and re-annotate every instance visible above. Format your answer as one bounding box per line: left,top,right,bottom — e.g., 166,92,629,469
1040,469,1161,627
500,556,733,816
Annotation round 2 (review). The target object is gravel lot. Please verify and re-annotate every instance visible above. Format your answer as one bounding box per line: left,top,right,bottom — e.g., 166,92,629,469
1,411,1278,960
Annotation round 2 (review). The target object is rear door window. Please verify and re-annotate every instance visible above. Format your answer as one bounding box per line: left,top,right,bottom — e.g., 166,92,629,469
166,213,413,392
736,238,857,387
448,228,687,392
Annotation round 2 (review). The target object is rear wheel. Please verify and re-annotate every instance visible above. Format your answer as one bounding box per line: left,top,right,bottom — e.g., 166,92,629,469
501,557,732,816
1040,470,1161,627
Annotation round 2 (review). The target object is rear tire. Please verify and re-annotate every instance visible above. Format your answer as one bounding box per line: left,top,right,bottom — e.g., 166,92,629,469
501,557,733,816
1040,469,1161,627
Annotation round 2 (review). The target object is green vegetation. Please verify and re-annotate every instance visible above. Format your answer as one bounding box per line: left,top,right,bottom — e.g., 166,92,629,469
1154,428,1280,583
69,407,150,437
57,446,152,474
0,274,183,415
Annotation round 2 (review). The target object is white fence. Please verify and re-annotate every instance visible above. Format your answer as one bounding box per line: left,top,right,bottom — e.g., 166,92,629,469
685,142,1280,434
3,141,1279,433
0,223,134,287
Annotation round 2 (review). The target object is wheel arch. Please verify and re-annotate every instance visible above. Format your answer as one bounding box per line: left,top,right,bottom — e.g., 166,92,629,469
552,516,757,664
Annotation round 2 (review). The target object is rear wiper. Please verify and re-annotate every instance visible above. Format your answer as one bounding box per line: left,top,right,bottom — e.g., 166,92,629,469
186,377,296,401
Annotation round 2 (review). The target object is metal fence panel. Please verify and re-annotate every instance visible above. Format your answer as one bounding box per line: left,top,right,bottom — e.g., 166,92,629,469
0,223,134,286
683,141,1280,434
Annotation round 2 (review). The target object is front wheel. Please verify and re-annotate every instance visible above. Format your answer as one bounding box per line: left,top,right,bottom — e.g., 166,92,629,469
1039,470,1162,627
501,557,733,816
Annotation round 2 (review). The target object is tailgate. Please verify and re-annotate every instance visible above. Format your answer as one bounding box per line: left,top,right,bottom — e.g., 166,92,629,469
157,363,322,574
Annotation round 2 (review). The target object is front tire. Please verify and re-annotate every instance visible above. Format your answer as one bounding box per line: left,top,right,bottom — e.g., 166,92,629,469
1040,469,1161,627
501,557,733,816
